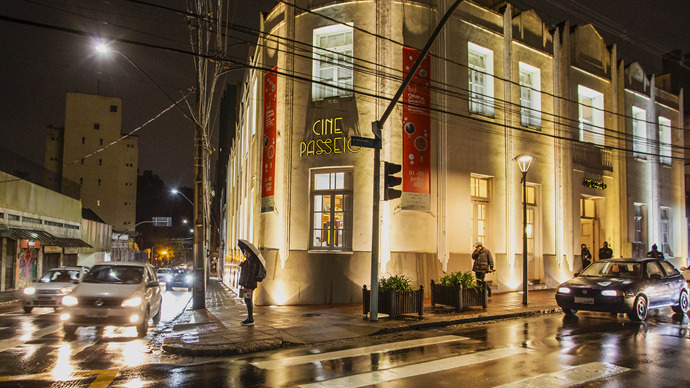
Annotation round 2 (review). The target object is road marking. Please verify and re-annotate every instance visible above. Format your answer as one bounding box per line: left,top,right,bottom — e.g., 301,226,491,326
299,346,531,387
0,368,119,388
252,335,469,370
0,324,61,353
496,362,630,387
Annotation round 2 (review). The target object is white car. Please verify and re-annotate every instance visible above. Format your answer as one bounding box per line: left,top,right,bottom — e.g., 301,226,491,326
22,266,89,313
156,267,172,283
61,262,162,338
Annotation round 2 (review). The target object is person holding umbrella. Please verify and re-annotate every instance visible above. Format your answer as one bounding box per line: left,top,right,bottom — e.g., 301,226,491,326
237,239,267,326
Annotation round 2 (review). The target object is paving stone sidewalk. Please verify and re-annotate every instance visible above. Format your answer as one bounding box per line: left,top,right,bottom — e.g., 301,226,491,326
161,279,561,357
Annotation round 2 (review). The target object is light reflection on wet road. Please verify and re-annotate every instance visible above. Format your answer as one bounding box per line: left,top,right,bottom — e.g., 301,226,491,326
0,294,688,387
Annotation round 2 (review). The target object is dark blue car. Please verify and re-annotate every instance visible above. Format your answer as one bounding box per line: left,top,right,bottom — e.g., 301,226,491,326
166,268,193,291
555,258,689,321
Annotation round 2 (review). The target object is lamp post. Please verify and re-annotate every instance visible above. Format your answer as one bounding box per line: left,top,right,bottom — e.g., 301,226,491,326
515,154,534,305
171,189,194,207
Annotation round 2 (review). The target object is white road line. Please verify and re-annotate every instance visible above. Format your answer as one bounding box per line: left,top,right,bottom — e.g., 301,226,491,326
252,335,469,370
496,362,630,387
0,324,61,353
299,346,531,388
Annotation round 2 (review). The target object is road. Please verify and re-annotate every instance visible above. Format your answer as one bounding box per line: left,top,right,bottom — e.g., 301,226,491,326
0,292,688,387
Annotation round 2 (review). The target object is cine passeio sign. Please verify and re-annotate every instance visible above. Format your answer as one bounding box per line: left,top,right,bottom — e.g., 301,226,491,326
583,178,607,190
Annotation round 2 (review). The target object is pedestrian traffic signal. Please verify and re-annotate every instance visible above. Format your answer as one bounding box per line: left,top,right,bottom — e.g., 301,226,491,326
384,162,402,201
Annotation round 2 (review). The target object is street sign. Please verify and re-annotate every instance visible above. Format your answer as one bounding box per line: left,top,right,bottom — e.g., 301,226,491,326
350,136,382,149
152,217,172,227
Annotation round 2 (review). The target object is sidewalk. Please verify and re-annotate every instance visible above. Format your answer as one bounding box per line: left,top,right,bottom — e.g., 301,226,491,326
162,279,561,357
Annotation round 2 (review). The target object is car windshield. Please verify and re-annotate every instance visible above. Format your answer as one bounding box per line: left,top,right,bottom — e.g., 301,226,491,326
39,270,80,283
82,265,144,284
580,262,641,278
157,269,171,274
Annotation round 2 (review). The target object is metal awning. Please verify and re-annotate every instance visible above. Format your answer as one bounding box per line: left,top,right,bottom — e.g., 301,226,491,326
6,228,91,248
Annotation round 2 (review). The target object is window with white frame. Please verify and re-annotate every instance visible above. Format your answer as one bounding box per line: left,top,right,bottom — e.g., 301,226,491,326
660,207,672,256
468,43,494,117
633,203,647,258
471,176,491,248
519,62,541,128
312,24,354,100
578,85,605,146
310,169,353,250
632,106,647,159
658,117,672,165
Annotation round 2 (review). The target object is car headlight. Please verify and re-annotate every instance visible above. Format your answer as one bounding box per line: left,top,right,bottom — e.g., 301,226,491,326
59,286,74,294
62,295,78,306
557,287,571,294
601,290,621,297
23,287,36,295
185,275,193,283
121,296,143,307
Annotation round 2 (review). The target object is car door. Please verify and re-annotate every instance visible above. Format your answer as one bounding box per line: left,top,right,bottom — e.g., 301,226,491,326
144,266,161,315
645,261,668,307
660,261,685,305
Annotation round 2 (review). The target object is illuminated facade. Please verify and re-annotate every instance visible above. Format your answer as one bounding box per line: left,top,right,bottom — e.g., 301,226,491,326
222,0,686,305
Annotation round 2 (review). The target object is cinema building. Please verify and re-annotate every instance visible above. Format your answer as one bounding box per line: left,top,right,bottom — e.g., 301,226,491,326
221,0,686,305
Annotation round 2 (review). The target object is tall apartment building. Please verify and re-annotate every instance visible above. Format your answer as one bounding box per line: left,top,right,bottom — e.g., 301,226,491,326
222,0,686,305
45,92,138,232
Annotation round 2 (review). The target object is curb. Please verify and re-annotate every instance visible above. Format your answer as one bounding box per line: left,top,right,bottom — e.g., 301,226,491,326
161,307,562,357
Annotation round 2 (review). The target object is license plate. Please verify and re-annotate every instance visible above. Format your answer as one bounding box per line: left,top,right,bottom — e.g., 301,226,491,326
86,310,108,318
574,297,594,304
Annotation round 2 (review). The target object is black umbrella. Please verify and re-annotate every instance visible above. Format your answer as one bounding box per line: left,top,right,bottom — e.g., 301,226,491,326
237,239,266,268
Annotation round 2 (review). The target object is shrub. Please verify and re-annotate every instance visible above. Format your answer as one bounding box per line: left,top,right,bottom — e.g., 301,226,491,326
379,274,415,293
439,271,478,290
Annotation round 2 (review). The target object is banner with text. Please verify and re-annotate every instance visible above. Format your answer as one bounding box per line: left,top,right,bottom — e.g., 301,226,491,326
401,47,431,211
261,67,278,212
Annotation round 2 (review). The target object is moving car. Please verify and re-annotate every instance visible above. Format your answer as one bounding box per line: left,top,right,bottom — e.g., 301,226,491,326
61,262,162,338
555,258,689,321
22,266,89,313
166,267,193,291
156,267,172,283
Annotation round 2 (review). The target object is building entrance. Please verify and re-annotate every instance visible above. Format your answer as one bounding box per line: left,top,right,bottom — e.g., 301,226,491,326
580,197,599,262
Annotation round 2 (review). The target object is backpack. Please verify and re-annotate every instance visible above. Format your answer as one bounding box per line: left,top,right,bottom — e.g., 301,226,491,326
256,264,267,282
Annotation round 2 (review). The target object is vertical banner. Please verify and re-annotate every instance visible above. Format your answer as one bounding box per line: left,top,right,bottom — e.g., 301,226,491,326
401,47,431,211
261,66,278,212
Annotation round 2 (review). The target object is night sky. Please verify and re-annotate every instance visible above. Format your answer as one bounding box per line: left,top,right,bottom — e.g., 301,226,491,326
0,0,687,188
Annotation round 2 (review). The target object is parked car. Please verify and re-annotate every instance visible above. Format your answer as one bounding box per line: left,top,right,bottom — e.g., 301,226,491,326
61,262,162,338
555,258,689,321
156,267,172,283
22,266,89,313
166,267,193,291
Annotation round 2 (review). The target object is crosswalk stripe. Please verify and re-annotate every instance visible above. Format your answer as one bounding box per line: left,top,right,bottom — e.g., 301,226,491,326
0,324,61,353
298,346,531,388
252,335,469,370
495,361,630,387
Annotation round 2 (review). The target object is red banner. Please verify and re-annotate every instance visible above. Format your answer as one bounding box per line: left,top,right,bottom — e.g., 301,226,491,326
261,67,278,212
401,47,431,211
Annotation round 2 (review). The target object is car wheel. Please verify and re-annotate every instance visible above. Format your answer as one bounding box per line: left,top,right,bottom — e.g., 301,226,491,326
137,308,149,338
672,290,690,314
188,287,192,291
64,324,77,339
628,295,648,321
23,306,33,314
152,305,161,324
562,307,578,315
166,284,172,291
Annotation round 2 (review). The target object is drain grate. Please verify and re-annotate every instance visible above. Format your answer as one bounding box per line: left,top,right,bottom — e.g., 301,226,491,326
300,313,321,318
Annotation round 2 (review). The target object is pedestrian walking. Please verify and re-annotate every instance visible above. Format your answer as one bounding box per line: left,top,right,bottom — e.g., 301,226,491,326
472,241,494,297
237,239,267,326
599,241,613,260
580,243,592,269
646,244,665,259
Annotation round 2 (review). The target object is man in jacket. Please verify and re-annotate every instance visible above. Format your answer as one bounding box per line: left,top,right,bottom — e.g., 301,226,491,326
238,249,262,326
599,241,613,260
472,241,494,297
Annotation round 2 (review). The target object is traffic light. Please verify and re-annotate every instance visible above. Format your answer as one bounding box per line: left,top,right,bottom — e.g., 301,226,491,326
384,162,402,201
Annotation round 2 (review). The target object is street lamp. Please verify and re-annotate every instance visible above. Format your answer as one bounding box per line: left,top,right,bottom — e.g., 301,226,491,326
515,154,534,305
171,188,194,207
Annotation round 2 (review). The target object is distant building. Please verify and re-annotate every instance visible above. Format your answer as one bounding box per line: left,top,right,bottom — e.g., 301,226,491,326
222,1,687,305
45,92,138,259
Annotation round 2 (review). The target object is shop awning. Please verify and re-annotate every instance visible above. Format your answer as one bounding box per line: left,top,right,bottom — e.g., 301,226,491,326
7,228,91,248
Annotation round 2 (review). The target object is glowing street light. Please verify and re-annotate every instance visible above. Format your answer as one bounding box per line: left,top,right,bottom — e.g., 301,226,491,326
171,188,194,207
515,154,534,305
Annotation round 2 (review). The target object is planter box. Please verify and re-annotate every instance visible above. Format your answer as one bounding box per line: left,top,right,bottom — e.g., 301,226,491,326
362,285,424,317
430,280,487,312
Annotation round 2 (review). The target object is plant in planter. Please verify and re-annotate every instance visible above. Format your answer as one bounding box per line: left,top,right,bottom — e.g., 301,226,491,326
363,275,424,317
432,271,486,311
